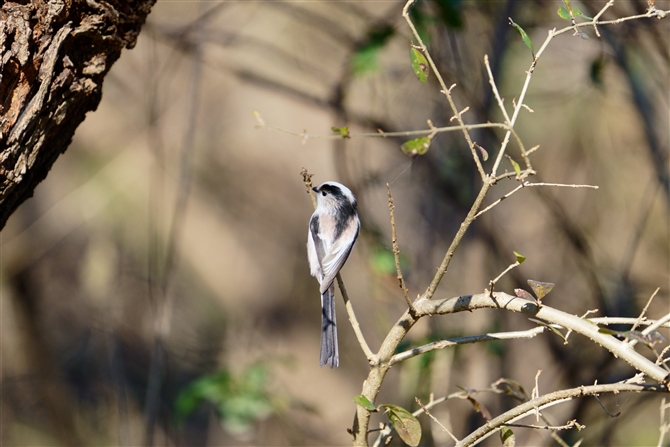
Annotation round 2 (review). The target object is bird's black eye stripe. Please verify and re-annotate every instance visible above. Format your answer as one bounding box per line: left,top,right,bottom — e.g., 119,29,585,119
322,191,327,196
320,184,343,198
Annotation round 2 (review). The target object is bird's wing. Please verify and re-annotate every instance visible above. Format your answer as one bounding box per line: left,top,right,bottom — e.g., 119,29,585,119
308,214,326,280
319,219,359,294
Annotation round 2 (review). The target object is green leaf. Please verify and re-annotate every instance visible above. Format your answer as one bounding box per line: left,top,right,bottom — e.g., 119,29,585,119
557,6,571,20
500,426,516,447
529,318,568,343
572,8,592,20
331,126,350,138
508,18,535,58
508,157,521,176
379,404,422,446
410,47,429,83
597,327,619,336
354,394,377,411
527,280,554,300
400,136,431,156
513,251,526,264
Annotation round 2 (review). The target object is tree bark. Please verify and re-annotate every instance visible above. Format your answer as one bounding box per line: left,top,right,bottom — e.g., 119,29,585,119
0,0,156,229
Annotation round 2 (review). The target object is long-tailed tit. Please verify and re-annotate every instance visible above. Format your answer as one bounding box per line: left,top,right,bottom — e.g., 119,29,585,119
307,181,360,368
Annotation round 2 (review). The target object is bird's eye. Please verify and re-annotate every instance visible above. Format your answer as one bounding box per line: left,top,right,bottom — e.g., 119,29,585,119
322,191,327,196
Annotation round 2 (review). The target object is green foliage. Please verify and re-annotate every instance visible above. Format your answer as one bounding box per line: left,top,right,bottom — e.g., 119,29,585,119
378,404,422,446
507,155,521,176
410,47,429,83
331,126,350,138
500,426,516,446
508,18,535,58
351,25,395,76
513,251,526,264
354,394,377,411
401,136,431,156
175,363,274,435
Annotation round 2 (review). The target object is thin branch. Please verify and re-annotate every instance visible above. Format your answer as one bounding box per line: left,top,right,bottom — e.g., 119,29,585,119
254,109,510,141
630,287,661,333
423,180,493,301
387,184,413,312
402,0,486,181
589,317,670,328
456,383,665,447
391,327,546,365
337,274,376,363
484,54,532,170
413,292,670,382
658,397,670,447
416,397,460,443
503,419,584,431
475,181,598,218
637,312,670,341
591,0,614,37
489,260,522,294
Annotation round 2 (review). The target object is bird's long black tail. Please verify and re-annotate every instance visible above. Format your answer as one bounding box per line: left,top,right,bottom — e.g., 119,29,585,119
320,285,339,368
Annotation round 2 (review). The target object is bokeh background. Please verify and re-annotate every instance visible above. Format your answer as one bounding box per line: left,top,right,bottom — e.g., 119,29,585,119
1,1,668,446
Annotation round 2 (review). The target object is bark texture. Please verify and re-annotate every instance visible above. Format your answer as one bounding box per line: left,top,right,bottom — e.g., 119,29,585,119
0,0,156,229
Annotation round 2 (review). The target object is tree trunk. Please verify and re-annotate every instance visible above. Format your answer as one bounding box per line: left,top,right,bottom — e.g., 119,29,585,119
0,0,156,229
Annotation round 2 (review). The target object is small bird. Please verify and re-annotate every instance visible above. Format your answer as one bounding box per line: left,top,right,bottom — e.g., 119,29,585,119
307,181,360,368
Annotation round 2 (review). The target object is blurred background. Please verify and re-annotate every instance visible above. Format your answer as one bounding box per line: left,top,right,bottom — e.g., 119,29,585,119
1,1,668,446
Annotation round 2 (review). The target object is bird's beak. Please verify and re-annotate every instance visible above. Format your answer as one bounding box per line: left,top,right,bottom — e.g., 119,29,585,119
312,187,318,192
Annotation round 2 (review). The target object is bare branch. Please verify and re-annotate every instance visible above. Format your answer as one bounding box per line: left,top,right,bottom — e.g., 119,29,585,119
413,292,670,383
387,184,413,312
391,327,546,365
456,383,665,447
416,397,460,443
402,0,486,181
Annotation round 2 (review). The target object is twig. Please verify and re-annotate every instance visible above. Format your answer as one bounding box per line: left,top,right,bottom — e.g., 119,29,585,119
413,292,670,382
387,184,413,312
532,370,542,421
402,0,486,181
416,397,460,443
489,260,522,295
658,397,670,447
630,287,660,333
390,327,546,365
474,181,598,218
503,419,584,431
254,109,510,141
485,54,532,170
423,180,493,301
591,0,615,37
337,274,376,363
456,383,664,447
590,317,670,328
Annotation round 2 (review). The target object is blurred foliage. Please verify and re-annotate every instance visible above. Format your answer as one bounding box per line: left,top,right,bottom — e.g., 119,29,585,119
175,363,275,435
